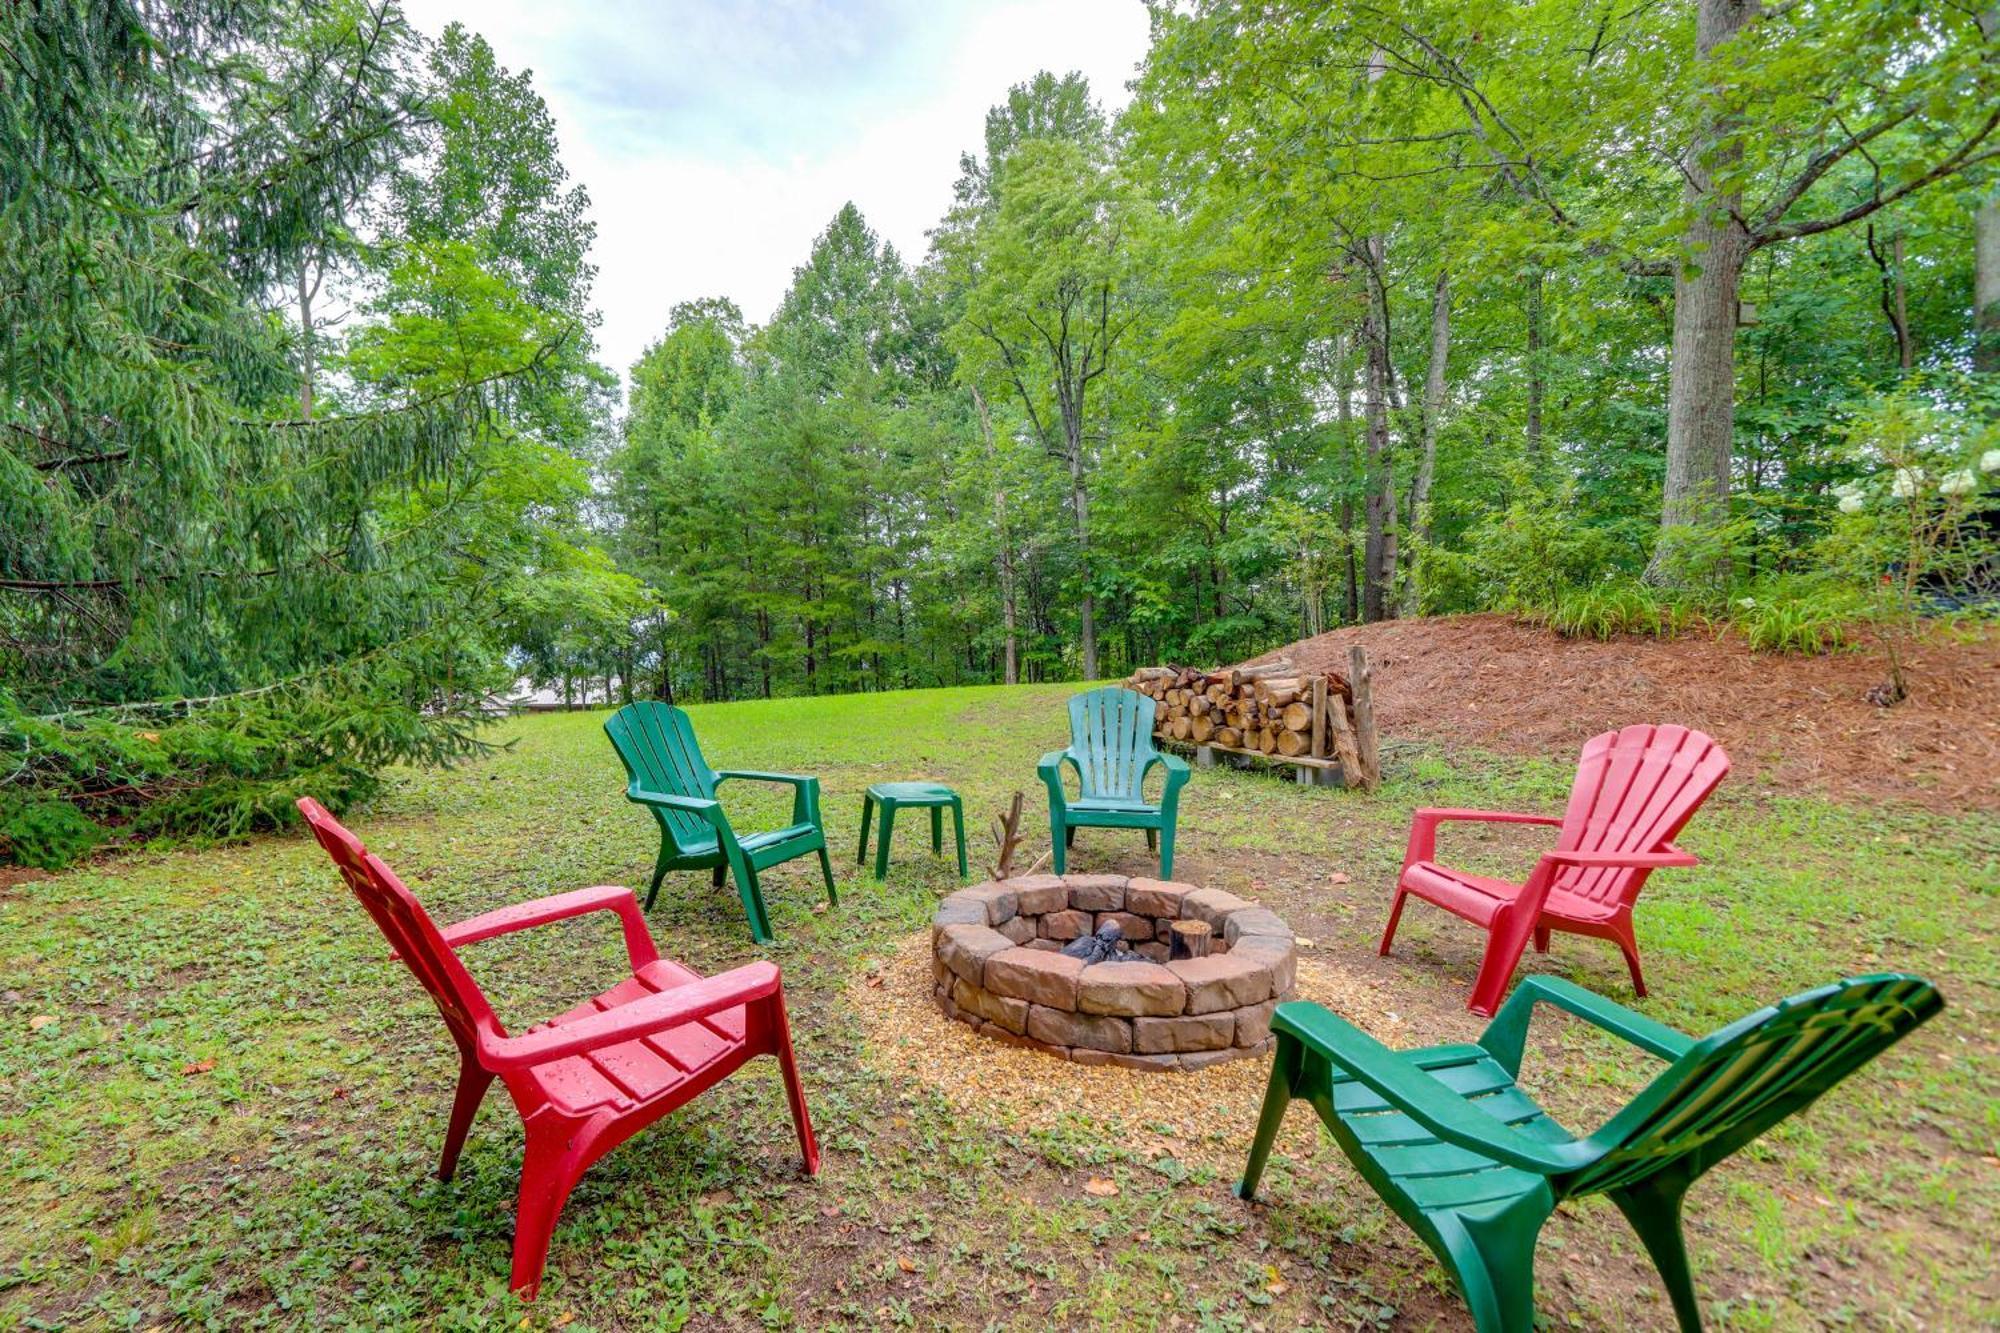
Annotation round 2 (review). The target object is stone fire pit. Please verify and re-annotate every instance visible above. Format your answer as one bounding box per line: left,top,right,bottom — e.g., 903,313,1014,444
930,873,1298,1071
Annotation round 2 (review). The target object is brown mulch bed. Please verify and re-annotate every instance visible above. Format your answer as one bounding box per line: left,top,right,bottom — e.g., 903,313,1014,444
1240,614,2000,812
848,929,1477,1173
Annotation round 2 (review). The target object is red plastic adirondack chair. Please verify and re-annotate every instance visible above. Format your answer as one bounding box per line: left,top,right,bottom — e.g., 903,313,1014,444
1379,725,1730,1017
296,798,819,1299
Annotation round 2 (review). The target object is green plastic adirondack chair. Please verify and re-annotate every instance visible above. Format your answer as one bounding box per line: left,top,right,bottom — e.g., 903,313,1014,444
1238,973,1942,1332
604,702,835,944
1039,686,1190,878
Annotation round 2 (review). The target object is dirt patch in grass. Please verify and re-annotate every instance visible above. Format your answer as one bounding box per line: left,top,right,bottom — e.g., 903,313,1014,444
1239,613,2000,811
0,865,53,893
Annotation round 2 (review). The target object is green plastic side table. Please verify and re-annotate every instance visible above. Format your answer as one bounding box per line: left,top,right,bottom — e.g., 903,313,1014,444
858,782,967,881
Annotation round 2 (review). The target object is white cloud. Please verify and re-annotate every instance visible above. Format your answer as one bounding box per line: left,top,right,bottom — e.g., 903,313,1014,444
395,0,1152,379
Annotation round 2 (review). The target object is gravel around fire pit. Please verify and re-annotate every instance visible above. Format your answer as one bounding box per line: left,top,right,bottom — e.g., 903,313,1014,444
931,874,1298,1069
853,928,1468,1171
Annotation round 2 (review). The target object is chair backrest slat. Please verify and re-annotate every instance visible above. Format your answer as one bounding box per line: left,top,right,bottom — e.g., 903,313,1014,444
1567,974,1941,1198
1068,687,1158,801
1552,724,1729,907
297,798,502,1049
605,702,717,848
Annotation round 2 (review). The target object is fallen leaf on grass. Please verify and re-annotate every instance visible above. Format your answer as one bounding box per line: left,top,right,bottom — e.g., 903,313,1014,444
896,1255,916,1274
1083,1177,1119,1197
1328,872,1352,886
182,1060,215,1075
1264,1264,1289,1296
28,1015,57,1031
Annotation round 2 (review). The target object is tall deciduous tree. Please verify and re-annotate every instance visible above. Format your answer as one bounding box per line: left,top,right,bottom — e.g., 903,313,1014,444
941,73,1136,679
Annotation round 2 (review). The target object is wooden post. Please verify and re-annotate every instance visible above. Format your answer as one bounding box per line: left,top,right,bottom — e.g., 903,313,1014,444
1327,692,1364,789
1195,745,1215,769
1348,644,1380,789
1169,919,1213,960
1311,676,1327,758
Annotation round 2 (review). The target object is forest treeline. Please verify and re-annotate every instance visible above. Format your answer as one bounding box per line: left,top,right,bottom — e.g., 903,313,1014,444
599,0,2000,702
4,0,1998,865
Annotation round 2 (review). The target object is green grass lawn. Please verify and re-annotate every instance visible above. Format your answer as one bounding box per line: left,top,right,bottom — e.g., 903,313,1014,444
2,684,1994,1330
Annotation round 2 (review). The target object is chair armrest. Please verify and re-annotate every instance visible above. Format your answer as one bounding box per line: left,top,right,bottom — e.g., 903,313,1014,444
1414,808,1566,826
1478,975,1693,1078
1037,750,1075,811
440,884,660,971
627,787,720,816
1144,751,1191,806
713,770,821,825
478,962,783,1072
713,769,812,788
1540,844,1699,870
1275,1002,1592,1175
1403,807,1563,869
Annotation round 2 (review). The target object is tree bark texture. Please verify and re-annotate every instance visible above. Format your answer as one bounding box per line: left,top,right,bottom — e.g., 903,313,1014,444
1648,0,1761,586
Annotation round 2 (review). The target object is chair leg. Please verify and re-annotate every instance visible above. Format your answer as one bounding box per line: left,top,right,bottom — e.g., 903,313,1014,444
438,1052,493,1181
711,864,727,890
645,844,672,911
1467,910,1537,1018
950,799,967,879
1379,888,1409,956
510,1123,586,1301
1616,925,1649,998
815,845,837,906
1438,1191,1550,1333
1145,827,1157,852
855,793,873,866
725,843,773,944
1158,818,1177,880
763,994,821,1175
1532,924,1551,954
1611,1173,1702,1333
1065,825,1076,848
1237,1032,1302,1200
873,804,895,881
1050,813,1067,874
930,805,943,854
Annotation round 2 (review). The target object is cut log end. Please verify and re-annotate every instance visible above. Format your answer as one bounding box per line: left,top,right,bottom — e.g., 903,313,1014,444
1169,918,1213,960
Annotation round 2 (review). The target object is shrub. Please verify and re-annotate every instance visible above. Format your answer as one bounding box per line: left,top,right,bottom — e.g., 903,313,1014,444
0,796,107,869
1536,582,1704,641
1730,583,1864,655
1460,478,1622,614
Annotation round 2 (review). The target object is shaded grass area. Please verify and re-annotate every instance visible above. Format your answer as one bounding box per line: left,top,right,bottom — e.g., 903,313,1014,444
1,684,1994,1330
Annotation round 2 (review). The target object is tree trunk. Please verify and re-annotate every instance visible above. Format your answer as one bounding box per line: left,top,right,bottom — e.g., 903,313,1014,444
1980,191,2000,374
296,257,320,420
1068,430,1097,680
1868,225,1916,372
1647,0,1760,588
974,388,1020,684
1361,234,1396,621
1524,267,1544,464
1401,267,1450,618
1336,341,1359,624
1980,9,2000,375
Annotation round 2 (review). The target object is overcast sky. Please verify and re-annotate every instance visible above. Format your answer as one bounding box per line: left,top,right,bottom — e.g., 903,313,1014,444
395,0,1153,382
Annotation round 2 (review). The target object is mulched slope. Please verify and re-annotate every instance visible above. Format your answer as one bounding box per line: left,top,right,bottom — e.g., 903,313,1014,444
1240,614,2000,812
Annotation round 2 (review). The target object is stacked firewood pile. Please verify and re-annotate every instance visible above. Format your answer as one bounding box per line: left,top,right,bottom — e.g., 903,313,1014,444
1125,647,1381,788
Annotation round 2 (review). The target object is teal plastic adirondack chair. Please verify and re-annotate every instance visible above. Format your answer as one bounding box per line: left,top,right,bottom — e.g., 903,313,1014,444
1238,973,1942,1332
1039,687,1190,878
604,702,835,944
